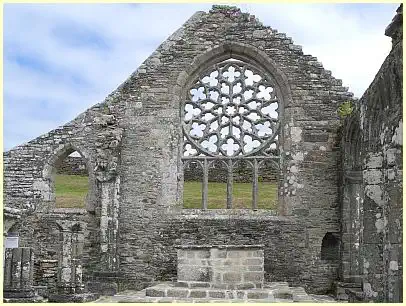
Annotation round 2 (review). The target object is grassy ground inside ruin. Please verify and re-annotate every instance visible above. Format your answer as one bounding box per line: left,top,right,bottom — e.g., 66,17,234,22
55,174,89,208
55,174,277,209
183,181,277,209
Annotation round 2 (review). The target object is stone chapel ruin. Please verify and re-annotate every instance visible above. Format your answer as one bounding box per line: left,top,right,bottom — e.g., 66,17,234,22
3,5,403,303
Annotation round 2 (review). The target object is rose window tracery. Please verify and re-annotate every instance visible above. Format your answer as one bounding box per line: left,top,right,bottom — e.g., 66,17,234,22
183,59,280,157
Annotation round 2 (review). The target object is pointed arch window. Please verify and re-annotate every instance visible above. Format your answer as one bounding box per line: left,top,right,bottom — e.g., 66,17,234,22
182,58,282,209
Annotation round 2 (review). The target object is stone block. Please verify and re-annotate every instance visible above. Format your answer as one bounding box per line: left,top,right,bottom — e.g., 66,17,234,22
3,295,44,303
227,250,244,258
236,283,255,289
248,265,263,271
273,289,293,299
177,258,189,265
223,272,242,282
195,250,210,259
244,258,263,265
211,249,227,259
385,148,401,167
174,281,189,288
48,292,100,302
32,286,48,298
3,288,35,299
212,283,227,289
178,266,212,282
303,131,329,143
87,280,118,296
223,260,236,268
251,250,264,258
243,272,263,283
236,290,245,299
208,290,226,298
363,169,383,184
189,282,210,288
364,152,383,169
145,288,165,297
187,251,196,259
189,290,207,298
167,289,188,298
177,250,187,259
247,291,269,299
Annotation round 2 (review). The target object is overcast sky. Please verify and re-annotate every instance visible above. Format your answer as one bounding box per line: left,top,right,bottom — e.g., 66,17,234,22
3,3,399,151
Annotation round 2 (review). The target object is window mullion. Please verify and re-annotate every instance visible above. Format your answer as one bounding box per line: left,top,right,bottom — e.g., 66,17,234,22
252,158,259,210
202,159,209,209
226,159,233,209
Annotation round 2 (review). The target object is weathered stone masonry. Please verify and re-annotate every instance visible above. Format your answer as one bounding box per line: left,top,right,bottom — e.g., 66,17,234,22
340,4,402,302
3,5,402,302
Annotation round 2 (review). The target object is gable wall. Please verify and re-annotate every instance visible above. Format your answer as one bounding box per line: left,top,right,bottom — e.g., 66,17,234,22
4,6,355,294
113,6,353,292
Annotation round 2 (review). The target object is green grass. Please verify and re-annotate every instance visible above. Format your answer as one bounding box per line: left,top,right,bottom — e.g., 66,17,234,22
55,174,89,208
183,181,277,209
55,174,278,210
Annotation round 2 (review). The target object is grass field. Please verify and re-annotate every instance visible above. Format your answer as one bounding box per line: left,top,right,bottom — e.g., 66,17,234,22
55,174,277,209
55,174,89,208
183,181,277,209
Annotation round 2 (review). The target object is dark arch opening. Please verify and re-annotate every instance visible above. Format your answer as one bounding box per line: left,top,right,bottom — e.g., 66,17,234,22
321,232,340,260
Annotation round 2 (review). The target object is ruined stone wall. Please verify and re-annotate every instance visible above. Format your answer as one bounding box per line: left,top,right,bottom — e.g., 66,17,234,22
340,5,402,302
113,6,352,293
3,5,355,295
3,100,122,213
6,209,99,293
56,156,88,176
3,101,123,290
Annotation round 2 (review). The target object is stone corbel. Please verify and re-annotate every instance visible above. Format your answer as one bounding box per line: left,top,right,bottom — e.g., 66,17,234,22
94,156,119,182
3,206,31,233
55,220,86,233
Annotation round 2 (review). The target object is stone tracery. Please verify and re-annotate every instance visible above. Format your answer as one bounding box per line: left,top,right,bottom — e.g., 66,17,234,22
183,59,280,157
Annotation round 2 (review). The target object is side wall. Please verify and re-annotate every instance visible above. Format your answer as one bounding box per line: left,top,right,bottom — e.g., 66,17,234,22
341,5,402,302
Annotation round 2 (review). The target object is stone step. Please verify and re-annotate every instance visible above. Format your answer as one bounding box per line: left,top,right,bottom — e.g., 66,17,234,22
93,283,337,303
146,284,297,300
174,281,290,290
96,296,296,303
334,281,362,301
95,295,335,303
174,282,259,290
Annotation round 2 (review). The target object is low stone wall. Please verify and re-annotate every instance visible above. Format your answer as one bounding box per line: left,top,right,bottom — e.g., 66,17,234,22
56,157,88,176
33,259,58,294
184,163,277,183
117,211,339,294
177,245,264,287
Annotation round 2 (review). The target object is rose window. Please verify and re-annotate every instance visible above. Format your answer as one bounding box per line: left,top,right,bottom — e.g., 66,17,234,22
182,58,281,210
183,59,280,157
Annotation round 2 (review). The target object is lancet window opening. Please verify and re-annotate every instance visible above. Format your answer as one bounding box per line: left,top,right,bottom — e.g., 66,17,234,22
182,58,282,209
